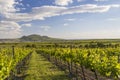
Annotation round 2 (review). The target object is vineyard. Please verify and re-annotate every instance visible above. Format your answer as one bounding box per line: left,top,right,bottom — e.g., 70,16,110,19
0,41,120,80
36,46,120,80
0,46,32,80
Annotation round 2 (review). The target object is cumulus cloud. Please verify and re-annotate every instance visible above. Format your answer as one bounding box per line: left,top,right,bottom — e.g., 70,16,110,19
5,6,67,22
5,4,120,22
55,0,73,6
0,0,21,38
0,21,21,38
0,0,16,15
40,26,51,31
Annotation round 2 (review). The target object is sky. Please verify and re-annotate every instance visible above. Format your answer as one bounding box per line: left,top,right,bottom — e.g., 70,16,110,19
0,0,120,39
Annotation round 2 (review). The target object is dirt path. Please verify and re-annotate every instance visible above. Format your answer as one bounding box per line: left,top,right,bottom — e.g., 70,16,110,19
24,52,69,80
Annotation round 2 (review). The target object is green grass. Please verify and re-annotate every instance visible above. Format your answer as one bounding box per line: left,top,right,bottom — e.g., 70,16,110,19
24,51,69,80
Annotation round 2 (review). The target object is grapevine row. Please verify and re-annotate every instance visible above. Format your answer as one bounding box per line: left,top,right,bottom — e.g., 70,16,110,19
36,47,120,80
0,46,32,80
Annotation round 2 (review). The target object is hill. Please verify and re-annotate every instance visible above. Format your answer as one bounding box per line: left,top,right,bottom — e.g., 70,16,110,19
20,34,60,42
0,34,62,42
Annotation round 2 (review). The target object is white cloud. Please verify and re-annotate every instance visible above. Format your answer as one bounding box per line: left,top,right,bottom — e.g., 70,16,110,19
64,23,69,26
65,18,76,21
0,21,21,38
55,0,73,6
5,4,120,22
21,23,32,27
110,4,120,8
62,4,111,14
0,0,22,38
5,6,67,22
0,0,16,14
40,26,51,31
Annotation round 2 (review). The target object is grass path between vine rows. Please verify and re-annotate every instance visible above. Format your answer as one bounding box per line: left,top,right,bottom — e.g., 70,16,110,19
24,51,69,80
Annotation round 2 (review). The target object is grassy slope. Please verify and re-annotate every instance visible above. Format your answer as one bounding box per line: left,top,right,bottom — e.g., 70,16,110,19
25,51,69,80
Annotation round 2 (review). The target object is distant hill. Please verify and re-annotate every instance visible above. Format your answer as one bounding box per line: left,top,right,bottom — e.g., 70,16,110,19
20,34,61,42
0,34,120,43
0,34,62,42
0,39,19,43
